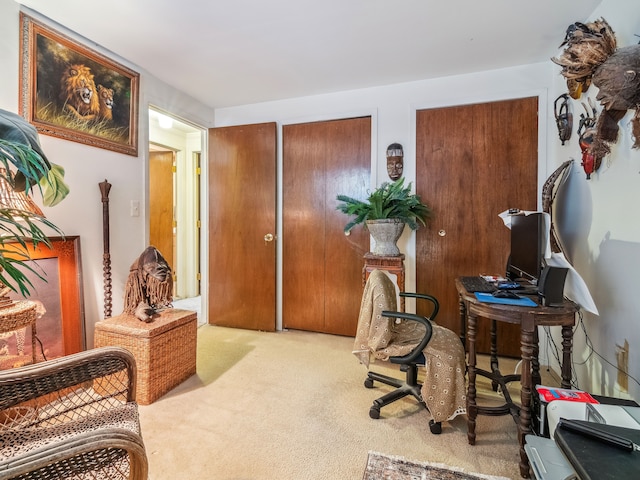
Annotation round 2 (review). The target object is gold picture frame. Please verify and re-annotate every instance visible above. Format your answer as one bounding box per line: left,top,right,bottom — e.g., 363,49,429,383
19,13,139,156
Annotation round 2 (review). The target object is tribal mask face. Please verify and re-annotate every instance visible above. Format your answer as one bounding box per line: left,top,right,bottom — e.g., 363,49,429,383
123,246,173,322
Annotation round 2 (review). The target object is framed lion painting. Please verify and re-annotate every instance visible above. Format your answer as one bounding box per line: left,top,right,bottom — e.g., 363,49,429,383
19,13,139,156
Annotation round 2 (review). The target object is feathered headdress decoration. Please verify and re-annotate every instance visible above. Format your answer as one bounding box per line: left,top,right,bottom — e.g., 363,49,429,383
552,18,640,162
552,19,617,99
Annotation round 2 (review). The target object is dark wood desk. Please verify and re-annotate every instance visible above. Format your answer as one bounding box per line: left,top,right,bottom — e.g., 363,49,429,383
455,278,579,478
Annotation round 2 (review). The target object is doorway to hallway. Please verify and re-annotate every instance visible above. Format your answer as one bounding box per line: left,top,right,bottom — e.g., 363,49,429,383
148,107,204,312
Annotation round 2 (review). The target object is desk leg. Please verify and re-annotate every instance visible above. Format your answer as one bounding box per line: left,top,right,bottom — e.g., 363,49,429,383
532,327,541,388
490,319,499,391
561,325,573,389
519,320,535,479
467,311,478,445
458,297,466,347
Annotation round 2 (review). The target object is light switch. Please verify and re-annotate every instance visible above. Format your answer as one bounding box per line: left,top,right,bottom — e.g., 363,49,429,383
130,200,140,217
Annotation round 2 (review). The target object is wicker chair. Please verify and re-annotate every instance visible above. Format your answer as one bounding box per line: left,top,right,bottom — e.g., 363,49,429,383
0,346,148,480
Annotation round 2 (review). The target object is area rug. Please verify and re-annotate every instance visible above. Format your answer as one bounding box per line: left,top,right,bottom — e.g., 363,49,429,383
363,452,512,480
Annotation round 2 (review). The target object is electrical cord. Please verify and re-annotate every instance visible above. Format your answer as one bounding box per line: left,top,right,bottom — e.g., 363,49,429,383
541,325,579,388
34,334,47,362
540,310,639,391
540,326,565,385
576,313,640,388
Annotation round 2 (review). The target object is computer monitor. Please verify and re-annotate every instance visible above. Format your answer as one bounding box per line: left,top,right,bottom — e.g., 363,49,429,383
507,212,546,283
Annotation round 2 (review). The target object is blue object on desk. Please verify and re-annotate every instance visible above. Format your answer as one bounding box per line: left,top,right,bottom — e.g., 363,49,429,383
474,292,538,307
497,281,521,289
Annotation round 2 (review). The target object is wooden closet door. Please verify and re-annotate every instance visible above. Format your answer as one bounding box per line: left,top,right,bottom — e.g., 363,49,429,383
283,117,370,336
208,122,277,331
416,97,538,357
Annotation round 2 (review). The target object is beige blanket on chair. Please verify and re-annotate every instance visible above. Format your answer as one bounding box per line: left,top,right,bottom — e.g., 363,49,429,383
353,270,467,423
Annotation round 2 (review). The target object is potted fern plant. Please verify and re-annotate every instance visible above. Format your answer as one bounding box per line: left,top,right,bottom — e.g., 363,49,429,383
0,108,69,295
336,177,432,256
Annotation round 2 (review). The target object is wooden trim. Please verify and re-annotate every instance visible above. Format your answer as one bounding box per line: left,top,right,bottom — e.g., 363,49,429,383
6,236,85,357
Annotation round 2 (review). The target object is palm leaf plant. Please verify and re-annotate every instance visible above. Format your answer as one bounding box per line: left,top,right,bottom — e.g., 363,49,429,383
0,108,69,295
336,177,432,234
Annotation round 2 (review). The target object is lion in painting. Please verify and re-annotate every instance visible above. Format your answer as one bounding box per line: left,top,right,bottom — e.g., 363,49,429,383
96,84,114,121
60,64,100,120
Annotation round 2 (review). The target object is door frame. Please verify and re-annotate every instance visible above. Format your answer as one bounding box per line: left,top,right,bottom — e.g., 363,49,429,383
148,106,207,316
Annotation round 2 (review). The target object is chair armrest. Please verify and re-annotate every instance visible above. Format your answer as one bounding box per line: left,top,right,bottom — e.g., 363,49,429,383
0,346,137,411
381,311,433,364
400,292,440,321
0,348,147,480
1,408,148,479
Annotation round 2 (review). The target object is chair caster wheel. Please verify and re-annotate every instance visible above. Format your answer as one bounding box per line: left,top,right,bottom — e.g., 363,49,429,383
369,406,380,419
429,419,442,434
364,378,374,389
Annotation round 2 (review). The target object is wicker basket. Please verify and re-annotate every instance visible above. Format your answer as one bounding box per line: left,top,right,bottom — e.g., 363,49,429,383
94,309,197,405
0,300,38,366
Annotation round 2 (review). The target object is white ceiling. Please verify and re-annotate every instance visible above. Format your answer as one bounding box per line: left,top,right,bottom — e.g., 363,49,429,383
18,0,602,109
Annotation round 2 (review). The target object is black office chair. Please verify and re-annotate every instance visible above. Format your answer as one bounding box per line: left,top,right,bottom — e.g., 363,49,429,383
363,291,442,434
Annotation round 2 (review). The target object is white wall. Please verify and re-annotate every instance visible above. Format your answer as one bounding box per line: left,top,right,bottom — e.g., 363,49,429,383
216,0,640,402
548,0,640,401
0,2,214,347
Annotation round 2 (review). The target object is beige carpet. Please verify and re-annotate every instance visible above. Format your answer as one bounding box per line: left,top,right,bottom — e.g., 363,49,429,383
138,324,543,479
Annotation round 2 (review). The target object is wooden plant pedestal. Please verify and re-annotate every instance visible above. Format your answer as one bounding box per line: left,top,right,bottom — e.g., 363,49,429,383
363,252,405,311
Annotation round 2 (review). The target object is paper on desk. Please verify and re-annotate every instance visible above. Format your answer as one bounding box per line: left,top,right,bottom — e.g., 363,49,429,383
547,252,598,315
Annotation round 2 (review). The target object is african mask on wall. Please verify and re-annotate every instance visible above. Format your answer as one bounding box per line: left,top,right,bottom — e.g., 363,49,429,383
554,93,573,145
552,18,640,166
386,143,404,181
